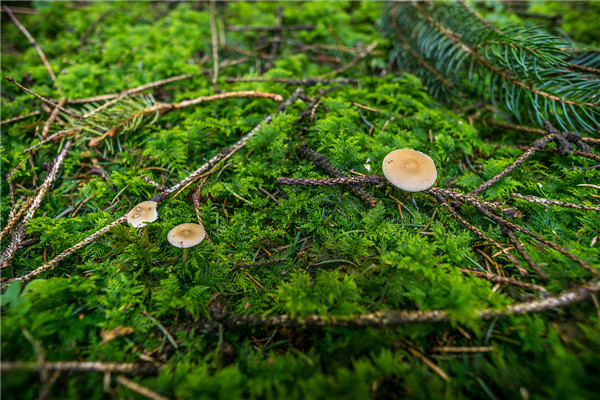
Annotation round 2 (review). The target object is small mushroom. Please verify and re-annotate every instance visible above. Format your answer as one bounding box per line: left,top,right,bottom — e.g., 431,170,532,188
382,149,437,192
167,223,206,263
127,201,158,245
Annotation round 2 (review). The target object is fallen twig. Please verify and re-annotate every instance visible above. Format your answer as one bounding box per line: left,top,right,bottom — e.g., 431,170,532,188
277,175,386,186
459,268,546,292
319,41,378,78
511,193,600,212
226,24,315,32
0,110,42,125
41,98,66,137
4,77,78,118
1,361,159,376
115,375,171,400
3,6,58,82
225,77,358,86
88,90,284,147
1,141,72,270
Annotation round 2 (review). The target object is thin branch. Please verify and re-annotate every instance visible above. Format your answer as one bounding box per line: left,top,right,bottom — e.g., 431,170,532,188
0,110,42,125
277,175,386,186
318,41,378,78
209,0,220,91
484,120,600,145
459,268,547,292
1,361,159,376
88,90,284,147
1,141,72,270
180,279,600,329
224,77,358,86
4,77,78,118
41,98,66,137
437,199,528,276
511,193,600,212
469,130,558,196
23,129,80,153
3,5,57,82
503,227,548,280
297,144,379,208
0,196,35,242
226,24,315,32
115,376,171,400
413,2,600,110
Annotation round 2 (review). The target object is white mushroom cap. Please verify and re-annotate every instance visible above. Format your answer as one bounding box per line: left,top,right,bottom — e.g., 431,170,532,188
382,149,437,192
127,201,159,228
167,223,206,249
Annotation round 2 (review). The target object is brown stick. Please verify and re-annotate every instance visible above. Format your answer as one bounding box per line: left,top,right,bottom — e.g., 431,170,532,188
179,279,600,330
297,144,379,208
431,346,494,353
41,98,66,137
438,201,529,276
319,41,378,78
4,77,78,118
88,90,284,147
225,77,358,86
0,196,35,242
511,193,600,212
231,258,287,271
226,24,315,32
23,129,81,153
3,6,57,81
115,376,171,400
1,141,72,270
485,120,600,145
459,268,547,292
1,361,159,375
277,175,386,187
0,110,42,125
469,132,557,196
503,227,548,280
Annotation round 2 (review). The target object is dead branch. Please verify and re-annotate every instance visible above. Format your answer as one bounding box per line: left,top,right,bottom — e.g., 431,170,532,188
459,268,546,292
3,6,58,82
1,141,72,270
225,77,358,86
277,175,386,186
1,361,159,376
511,193,600,212
503,227,548,281
319,41,378,78
88,90,284,147
226,24,315,32
115,375,171,400
0,110,42,125
231,258,287,271
296,144,379,208
4,77,78,118
41,98,66,137
23,129,81,153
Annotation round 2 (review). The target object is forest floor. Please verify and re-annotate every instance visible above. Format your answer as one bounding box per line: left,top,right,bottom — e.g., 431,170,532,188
1,2,599,399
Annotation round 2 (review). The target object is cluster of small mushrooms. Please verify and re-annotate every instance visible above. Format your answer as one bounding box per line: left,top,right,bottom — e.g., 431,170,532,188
126,201,205,263
125,148,436,263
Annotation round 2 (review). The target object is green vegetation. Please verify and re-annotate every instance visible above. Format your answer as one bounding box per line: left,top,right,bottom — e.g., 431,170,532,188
1,2,599,399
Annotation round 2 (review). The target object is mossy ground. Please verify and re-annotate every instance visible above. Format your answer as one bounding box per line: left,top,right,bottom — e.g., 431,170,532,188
1,2,599,399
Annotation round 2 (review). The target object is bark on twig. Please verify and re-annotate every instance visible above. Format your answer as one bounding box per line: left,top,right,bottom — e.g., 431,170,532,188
225,77,358,86
1,141,72,270
180,279,600,329
226,24,315,32
511,193,600,212
503,227,548,280
4,77,78,118
0,110,42,125
41,98,66,137
296,144,379,207
88,90,284,147
3,6,58,82
459,268,546,292
23,129,80,153
1,361,159,376
231,258,287,271
116,375,171,400
318,41,378,78
277,175,386,187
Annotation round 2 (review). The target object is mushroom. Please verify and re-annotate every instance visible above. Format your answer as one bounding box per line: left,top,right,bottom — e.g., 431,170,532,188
127,201,158,245
381,149,437,192
167,223,206,263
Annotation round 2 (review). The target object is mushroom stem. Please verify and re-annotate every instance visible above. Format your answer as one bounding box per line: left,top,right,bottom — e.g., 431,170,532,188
141,226,149,247
182,248,188,264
